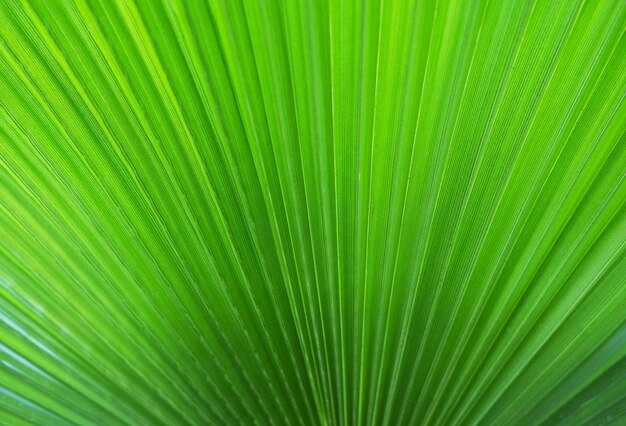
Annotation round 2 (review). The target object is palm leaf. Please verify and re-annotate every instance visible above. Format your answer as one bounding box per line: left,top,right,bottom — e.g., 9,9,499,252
1,0,625,424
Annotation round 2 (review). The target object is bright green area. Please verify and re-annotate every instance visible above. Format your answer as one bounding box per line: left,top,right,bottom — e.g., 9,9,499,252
1,0,625,424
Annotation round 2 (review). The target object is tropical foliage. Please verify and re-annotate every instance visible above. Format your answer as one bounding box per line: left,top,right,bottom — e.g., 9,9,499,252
1,0,625,424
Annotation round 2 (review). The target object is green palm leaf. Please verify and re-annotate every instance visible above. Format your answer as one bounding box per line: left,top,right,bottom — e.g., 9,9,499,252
1,0,625,424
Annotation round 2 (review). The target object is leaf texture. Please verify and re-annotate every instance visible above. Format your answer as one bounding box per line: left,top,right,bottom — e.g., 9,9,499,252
0,0,625,424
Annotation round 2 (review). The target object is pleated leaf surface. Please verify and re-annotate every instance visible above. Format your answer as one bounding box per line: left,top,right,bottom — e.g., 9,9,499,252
1,0,625,424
